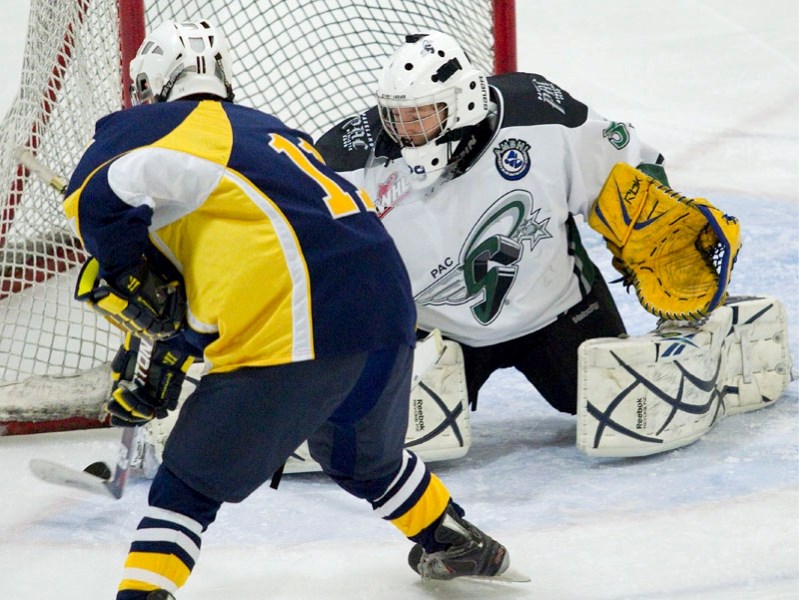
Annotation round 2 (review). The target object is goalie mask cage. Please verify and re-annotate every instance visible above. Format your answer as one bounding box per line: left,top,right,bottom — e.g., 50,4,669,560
0,0,516,434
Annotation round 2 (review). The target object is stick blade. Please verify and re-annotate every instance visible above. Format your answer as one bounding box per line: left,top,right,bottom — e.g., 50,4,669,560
29,458,118,498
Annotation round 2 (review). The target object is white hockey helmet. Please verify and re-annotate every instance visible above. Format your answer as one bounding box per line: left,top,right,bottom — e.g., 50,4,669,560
376,32,489,185
129,20,234,105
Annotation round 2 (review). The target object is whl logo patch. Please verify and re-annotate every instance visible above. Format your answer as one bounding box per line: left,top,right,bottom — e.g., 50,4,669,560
494,138,531,180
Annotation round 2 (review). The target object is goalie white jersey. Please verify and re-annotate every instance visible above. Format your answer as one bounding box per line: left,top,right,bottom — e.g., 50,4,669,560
317,73,664,347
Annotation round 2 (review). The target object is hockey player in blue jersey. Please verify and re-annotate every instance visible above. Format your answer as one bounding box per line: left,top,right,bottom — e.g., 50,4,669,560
64,21,512,599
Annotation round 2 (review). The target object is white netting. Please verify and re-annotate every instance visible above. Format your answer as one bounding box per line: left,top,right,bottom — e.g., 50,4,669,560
0,0,500,397
146,0,496,140
0,0,122,385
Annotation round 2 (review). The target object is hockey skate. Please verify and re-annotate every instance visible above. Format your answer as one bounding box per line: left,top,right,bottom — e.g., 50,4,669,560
408,504,510,580
146,591,175,600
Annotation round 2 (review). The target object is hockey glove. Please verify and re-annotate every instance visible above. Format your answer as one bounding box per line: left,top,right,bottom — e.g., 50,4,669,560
75,257,186,341
588,162,741,321
105,333,195,426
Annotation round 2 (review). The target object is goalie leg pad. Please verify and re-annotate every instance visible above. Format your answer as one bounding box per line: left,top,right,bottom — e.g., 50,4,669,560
576,295,794,457
722,296,794,414
403,337,472,463
577,306,731,457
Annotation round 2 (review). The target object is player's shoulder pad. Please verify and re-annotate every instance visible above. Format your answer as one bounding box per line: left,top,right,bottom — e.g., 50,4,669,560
315,106,381,172
221,100,294,133
489,72,589,129
67,102,201,196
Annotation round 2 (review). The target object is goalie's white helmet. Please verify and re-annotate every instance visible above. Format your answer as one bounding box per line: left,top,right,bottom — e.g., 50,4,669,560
376,32,489,186
129,20,234,105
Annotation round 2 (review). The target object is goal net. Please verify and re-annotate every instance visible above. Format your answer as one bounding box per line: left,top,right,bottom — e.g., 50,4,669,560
0,0,516,433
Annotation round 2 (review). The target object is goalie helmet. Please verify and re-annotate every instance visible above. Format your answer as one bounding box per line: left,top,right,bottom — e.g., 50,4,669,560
129,20,234,105
376,31,489,187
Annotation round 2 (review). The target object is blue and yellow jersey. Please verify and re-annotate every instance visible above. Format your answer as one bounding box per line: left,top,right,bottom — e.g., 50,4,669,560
64,100,416,372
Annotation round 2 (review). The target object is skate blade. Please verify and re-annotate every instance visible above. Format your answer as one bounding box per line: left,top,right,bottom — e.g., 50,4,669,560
422,568,531,584
469,568,531,583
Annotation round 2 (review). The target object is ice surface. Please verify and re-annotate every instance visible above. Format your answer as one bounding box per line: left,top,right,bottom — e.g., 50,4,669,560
1,1,797,598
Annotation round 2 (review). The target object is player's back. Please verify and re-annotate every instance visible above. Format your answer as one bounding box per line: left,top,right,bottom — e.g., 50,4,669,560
66,100,416,372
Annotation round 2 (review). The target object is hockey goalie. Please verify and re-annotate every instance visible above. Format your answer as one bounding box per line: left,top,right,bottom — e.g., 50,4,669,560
21,161,794,468
7,158,792,467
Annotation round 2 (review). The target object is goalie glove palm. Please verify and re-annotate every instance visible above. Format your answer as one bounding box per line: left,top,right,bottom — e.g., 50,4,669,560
588,163,741,320
105,334,194,426
75,257,186,341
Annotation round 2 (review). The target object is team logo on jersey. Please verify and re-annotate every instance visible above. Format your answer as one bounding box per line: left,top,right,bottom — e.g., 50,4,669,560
415,190,552,325
602,121,631,149
493,139,531,180
530,77,566,114
340,114,374,152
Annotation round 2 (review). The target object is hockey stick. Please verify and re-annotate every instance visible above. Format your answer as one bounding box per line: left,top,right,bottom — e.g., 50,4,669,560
16,147,146,498
28,338,155,500
13,147,68,194
29,425,141,499
28,340,152,499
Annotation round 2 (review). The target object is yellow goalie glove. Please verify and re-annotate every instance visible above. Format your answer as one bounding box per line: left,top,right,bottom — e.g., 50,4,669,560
588,163,741,320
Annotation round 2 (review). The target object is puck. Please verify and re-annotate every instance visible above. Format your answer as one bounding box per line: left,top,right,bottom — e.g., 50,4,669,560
83,461,112,480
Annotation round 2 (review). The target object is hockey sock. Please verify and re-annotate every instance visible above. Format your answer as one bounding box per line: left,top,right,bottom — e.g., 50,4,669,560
116,466,221,599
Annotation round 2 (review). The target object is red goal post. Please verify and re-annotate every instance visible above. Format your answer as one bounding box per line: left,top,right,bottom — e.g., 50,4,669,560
0,0,516,434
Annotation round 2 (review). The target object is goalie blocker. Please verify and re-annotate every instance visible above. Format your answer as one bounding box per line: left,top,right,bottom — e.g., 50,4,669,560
140,329,472,475
576,296,794,457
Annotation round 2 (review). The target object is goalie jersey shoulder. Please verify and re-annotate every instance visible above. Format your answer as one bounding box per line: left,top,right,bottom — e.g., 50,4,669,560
316,106,383,172
315,73,591,175
489,72,589,129
315,73,590,166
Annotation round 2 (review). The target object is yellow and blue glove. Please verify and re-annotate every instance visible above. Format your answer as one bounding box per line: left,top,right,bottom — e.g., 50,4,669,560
75,257,186,341
105,333,195,426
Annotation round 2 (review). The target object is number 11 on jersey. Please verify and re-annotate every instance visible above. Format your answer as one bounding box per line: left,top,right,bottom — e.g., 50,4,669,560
269,134,376,219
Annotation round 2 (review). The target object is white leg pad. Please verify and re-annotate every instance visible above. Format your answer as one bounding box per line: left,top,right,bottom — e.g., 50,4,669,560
576,296,793,457
722,296,794,414
402,336,472,464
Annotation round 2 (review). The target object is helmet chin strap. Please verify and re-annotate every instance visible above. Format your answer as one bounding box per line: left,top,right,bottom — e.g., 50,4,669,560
396,106,496,191
401,108,496,190
156,69,183,102
213,53,235,101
